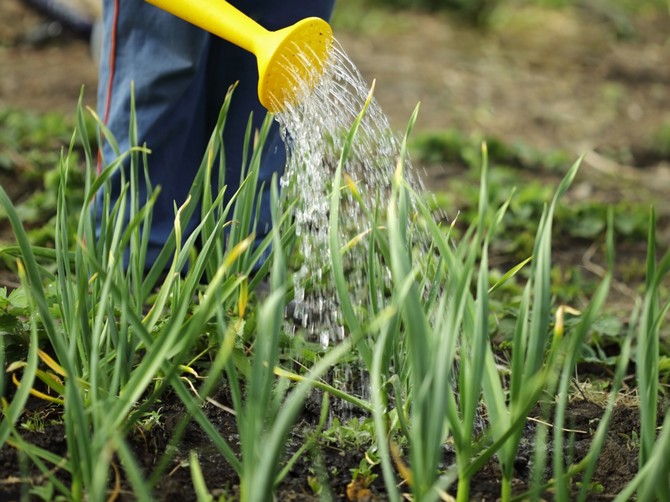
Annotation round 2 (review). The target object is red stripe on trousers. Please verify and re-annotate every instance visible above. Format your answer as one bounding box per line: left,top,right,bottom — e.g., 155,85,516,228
97,0,120,174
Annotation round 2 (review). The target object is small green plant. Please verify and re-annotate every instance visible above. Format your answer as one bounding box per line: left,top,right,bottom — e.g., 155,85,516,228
137,408,163,432
322,417,376,449
347,457,379,501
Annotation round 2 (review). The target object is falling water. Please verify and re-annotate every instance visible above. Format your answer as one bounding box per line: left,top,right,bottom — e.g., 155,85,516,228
274,40,428,350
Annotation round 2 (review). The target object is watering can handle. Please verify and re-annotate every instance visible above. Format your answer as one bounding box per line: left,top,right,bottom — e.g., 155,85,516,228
145,0,268,55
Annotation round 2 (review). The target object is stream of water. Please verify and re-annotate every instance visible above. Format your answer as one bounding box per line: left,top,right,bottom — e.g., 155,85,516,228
275,40,429,349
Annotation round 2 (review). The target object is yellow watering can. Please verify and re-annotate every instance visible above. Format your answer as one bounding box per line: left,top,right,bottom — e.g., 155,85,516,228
145,0,333,113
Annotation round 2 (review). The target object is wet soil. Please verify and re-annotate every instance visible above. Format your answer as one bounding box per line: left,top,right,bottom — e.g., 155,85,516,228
1,0,669,499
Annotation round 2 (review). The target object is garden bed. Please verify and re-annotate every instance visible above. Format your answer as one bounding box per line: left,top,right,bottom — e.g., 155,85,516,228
1,1,670,501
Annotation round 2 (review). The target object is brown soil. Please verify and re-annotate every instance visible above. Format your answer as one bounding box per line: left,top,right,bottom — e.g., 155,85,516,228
1,0,669,500
0,388,648,501
0,0,97,113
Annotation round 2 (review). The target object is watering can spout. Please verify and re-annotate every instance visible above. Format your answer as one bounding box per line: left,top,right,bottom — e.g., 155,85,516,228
145,0,333,113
